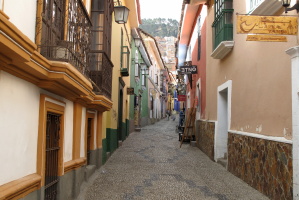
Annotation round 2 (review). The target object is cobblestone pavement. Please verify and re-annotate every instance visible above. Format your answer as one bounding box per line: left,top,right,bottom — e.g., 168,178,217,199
77,116,269,200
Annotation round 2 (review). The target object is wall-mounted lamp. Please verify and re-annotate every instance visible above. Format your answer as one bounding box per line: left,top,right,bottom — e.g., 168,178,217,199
282,0,299,13
135,38,142,48
114,1,130,24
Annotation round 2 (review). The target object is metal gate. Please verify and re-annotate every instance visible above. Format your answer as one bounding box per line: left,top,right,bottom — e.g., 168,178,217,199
45,113,61,200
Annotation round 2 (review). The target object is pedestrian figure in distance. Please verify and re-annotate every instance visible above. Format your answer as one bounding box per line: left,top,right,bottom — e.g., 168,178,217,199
171,109,176,121
166,109,170,120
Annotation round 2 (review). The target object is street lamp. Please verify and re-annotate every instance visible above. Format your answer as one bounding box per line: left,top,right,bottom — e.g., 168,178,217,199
114,1,130,24
282,0,299,13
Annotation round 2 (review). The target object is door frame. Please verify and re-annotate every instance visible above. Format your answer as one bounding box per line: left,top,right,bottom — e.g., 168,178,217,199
215,80,232,161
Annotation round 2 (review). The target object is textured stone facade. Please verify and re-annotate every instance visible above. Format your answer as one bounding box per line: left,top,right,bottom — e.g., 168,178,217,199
196,120,215,160
228,133,292,200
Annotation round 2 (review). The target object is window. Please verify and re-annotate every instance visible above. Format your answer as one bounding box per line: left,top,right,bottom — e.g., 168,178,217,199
91,0,113,55
141,70,146,86
39,0,92,74
135,50,139,77
120,28,130,76
212,0,234,50
135,64,140,77
197,17,202,60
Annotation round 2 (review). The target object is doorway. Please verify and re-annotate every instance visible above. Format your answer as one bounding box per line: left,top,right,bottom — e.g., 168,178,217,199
215,80,231,161
44,112,61,200
118,89,123,142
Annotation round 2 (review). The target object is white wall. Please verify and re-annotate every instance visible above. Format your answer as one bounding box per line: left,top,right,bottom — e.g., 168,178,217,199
3,0,37,42
64,99,74,162
0,71,40,185
80,107,86,157
0,0,3,10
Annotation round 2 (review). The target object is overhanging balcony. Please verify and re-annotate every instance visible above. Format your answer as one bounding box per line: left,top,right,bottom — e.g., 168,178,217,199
89,51,113,99
38,0,92,76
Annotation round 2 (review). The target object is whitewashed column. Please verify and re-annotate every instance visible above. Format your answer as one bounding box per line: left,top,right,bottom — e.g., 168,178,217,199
286,46,299,200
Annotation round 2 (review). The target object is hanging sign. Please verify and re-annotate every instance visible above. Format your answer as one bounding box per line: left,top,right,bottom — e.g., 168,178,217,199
237,15,298,35
127,88,134,95
178,95,186,101
179,65,198,74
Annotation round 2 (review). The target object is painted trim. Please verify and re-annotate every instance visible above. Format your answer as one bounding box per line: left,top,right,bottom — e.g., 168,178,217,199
0,174,41,200
96,112,103,148
286,45,299,199
37,95,65,187
215,80,232,161
217,80,232,129
73,103,83,160
229,130,292,144
86,112,96,154
32,59,92,94
0,30,32,56
211,41,234,59
63,158,86,174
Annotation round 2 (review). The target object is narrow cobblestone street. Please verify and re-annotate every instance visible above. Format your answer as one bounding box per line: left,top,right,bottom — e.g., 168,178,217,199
77,116,269,200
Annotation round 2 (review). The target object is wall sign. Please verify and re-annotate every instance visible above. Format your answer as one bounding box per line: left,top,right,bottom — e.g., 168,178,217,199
237,15,298,35
178,95,186,101
127,88,134,95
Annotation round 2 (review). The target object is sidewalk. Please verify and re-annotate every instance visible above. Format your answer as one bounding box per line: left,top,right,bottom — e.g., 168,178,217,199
77,117,269,200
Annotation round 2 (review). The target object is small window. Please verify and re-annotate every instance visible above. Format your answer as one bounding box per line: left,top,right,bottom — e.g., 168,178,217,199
135,63,139,77
197,16,201,61
141,70,146,86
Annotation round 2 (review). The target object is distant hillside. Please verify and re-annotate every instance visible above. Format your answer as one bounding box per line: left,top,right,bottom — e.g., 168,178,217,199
139,18,179,37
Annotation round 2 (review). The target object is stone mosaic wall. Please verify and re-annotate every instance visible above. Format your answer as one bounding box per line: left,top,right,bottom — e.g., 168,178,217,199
196,120,215,160
228,133,292,200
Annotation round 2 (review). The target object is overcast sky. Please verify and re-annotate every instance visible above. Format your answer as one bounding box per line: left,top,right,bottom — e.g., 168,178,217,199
139,0,183,21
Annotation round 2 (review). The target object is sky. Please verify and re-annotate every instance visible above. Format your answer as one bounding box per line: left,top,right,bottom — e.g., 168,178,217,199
139,0,183,21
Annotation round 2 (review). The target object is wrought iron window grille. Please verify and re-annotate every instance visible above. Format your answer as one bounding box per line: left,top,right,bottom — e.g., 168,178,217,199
37,0,92,76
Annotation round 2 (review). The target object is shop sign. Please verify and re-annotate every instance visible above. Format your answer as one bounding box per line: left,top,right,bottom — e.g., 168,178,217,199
127,87,134,95
237,15,297,35
179,65,197,74
246,35,287,42
178,95,186,101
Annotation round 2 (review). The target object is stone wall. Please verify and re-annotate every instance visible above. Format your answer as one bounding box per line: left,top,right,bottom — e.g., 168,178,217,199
196,120,215,161
228,133,292,200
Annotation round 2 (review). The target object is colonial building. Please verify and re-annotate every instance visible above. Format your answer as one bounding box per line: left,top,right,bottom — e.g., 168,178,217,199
128,28,152,132
139,29,169,123
0,0,139,199
178,0,297,199
104,0,141,157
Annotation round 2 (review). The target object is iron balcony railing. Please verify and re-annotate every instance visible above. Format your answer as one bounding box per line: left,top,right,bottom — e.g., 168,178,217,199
38,0,92,76
88,50,113,99
212,9,234,50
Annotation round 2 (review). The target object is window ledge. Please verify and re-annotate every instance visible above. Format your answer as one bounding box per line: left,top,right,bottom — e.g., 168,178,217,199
250,0,282,15
211,41,234,59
